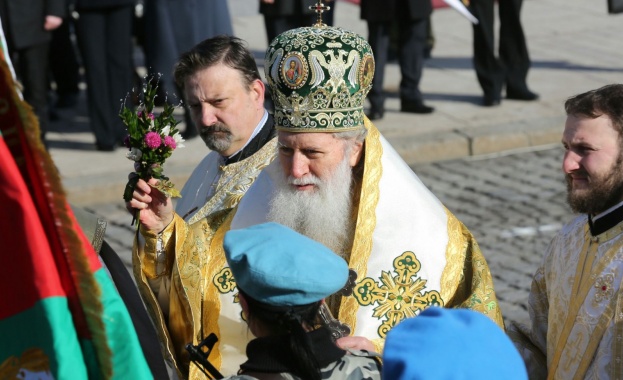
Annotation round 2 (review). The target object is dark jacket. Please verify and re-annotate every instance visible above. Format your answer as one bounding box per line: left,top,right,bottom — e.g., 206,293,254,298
0,0,66,49
74,0,134,11
259,0,316,17
360,0,432,22
225,328,382,380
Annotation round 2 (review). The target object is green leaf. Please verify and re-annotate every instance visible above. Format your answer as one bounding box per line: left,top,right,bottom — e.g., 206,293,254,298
123,175,140,202
151,180,182,199
150,166,164,177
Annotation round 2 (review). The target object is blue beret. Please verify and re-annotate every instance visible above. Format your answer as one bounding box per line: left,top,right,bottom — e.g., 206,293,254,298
383,307,528,380
223,223,349,306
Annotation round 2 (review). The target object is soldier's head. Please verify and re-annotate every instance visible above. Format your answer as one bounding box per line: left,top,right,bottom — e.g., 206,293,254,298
383,307,527,380
174,36,265,156
562,84,623,214
224,222,349,380
264,24,374,254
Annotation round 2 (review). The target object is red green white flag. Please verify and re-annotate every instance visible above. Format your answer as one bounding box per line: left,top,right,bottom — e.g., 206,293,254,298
0,35,152,379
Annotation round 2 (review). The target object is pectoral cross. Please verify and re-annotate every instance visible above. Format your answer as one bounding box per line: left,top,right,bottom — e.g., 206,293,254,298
309,0,330,27
317,269,357,341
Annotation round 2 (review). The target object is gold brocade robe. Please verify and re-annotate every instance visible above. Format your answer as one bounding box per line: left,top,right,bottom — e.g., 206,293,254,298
188,121,504,378
509,215,623,380
132,138,277,379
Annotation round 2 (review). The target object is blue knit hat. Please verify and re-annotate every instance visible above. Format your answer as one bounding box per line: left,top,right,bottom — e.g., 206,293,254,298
223,222,349,306
383,307,528,380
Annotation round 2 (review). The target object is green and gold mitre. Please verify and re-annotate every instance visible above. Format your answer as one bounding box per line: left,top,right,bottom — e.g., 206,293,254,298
264,24,375,132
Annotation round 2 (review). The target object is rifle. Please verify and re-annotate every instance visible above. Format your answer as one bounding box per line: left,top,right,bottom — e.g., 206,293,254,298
185,333,224,379
317,269,357,341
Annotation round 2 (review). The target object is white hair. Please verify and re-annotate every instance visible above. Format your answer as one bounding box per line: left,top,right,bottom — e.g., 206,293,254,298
333,126,367,143
267,153,354,257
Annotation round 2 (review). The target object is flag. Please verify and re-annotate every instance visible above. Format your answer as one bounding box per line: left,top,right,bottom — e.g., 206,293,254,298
0,26,152,379
443,0,479,24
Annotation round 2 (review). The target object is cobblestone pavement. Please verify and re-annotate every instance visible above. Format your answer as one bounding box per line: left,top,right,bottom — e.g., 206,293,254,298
88,145,574,327
412,145,573,326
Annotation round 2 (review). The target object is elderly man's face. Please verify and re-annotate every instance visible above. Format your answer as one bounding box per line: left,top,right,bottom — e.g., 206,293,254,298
270,131,363,255
277,131,363,192
562,114,623,214
184,64,265,156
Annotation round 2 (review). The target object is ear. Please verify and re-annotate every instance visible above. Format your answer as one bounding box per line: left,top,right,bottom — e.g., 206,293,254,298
238,292,250,319
250,79,265,109
348,140,364,167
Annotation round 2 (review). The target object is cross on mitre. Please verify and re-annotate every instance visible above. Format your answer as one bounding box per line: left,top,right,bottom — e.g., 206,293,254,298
309,0,331,27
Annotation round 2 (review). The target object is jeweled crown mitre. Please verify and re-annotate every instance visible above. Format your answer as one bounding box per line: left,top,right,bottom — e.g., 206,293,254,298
264,25,375,132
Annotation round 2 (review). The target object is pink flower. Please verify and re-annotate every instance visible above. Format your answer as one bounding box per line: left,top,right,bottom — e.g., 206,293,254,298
137,111,155,120
144,131,162,149
164,135,177,149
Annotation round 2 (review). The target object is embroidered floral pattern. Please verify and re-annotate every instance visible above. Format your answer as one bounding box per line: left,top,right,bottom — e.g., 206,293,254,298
214,267,236,294
187,139,276,225
593,273,615,306
353,251,444,338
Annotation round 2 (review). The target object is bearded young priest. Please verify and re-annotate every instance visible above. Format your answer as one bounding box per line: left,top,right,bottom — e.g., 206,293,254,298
508,84,623,379
197,19,505,376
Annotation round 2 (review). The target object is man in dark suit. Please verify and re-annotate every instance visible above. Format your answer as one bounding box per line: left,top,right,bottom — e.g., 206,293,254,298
0,0,66,148
74,0,135,151
260,0,335,43
49,1,80,111
470,0,538,106
361,0,434,120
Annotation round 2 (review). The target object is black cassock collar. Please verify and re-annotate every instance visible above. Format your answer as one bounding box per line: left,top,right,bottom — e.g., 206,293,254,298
589,201,623,236
224,114,276,166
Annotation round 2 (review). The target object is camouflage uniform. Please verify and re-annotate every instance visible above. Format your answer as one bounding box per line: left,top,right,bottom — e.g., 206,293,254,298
223,349,382,380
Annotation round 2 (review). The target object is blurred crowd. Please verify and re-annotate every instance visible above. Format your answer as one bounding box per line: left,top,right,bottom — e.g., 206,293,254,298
1,0,234,151
1,0,537,150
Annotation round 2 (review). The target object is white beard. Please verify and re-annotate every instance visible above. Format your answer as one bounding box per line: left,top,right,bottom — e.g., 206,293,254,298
267,156,354,257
